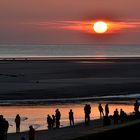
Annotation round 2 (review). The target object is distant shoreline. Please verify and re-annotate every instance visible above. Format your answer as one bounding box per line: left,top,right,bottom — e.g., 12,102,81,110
1,56,140,61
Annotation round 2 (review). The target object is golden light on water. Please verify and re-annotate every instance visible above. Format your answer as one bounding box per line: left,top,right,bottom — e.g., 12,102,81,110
0,103,134,133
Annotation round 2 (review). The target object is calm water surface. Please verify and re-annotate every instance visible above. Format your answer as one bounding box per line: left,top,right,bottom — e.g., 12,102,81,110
0,44,140,58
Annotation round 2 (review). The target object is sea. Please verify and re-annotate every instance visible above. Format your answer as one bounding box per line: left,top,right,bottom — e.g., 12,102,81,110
0,44,140,58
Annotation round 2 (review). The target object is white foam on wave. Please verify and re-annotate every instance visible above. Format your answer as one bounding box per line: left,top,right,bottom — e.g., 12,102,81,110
0,93,140,105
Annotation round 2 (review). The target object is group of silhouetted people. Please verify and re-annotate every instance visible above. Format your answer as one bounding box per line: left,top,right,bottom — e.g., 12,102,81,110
97,101,140,126
112,108,128,125
0,114,35,140
97,103,129,125
0,100,140,140
98,103,110,118
47,109,61,129
47,109,75,129
47,114,55,129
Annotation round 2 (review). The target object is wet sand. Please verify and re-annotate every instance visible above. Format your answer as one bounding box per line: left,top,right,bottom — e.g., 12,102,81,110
7,117,140,140
2,58,140,140
0,58,140,101
1,103,134,133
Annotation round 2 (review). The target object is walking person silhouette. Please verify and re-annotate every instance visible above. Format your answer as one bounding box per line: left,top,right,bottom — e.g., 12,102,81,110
98,104,104,118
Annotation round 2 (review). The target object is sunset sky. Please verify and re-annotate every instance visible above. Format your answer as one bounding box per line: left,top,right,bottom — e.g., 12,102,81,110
0,0,140,44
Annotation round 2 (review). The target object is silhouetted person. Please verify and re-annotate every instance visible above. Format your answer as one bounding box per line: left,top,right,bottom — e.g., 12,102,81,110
98,103,104,118
3,118,9,140
28,125,35,140
105,104,109,117
55,109,61,128
0,115,5,140
120,109,127,123
84,104,88,125
87,104,91,123
47,115,52,129
52,115,55,128
15,114,21,133
134,100,139,115
113,109,119,124
84,104,91,125
69,109,74,126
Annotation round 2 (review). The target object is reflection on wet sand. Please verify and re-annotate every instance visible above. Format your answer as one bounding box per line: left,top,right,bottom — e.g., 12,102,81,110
0,103,134,133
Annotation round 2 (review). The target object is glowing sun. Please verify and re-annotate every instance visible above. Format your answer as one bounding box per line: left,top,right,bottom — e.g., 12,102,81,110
93,21,108,34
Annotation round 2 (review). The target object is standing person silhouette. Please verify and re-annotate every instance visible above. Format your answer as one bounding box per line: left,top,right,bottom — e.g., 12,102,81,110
113,109,119,124
47,115,52,129
98,104,104,118
69,109,74,126
28,125,35,140
84,104,91,125
105,104,109,117
15,114,21,133
87,104,91,124
120,109,127,123
84,104,88,125
52,115,55,128
55,109,61,128
134,100,139,115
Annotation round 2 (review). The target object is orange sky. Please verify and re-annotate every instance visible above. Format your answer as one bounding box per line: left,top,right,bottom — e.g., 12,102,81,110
0,0,140,44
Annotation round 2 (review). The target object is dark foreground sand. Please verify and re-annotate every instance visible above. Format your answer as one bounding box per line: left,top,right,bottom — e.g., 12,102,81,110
7,118,140,140
73,120,140,140
0,58,140,101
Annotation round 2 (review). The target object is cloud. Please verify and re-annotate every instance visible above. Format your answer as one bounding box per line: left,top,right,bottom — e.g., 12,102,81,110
23,19,140,35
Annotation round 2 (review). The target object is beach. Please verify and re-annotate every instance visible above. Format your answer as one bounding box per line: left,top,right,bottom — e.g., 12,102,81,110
0,103,134,133
7,116,140,140
0,58,140,139
1,0,140,138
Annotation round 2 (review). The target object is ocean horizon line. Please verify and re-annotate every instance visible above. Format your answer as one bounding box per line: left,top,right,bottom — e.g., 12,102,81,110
1,56,140,61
